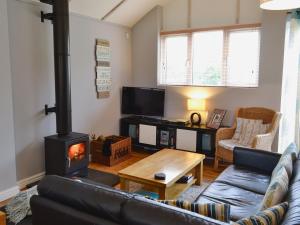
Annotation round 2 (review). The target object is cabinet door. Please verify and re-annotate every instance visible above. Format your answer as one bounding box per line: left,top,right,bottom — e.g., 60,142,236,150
139,124,157,146
176,129,197,152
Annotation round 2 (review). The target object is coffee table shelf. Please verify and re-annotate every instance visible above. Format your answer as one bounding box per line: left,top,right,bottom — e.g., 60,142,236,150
166,179,196,199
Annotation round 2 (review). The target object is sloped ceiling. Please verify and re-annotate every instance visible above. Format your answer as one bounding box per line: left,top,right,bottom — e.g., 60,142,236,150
70,0,170,27
26,0,170,27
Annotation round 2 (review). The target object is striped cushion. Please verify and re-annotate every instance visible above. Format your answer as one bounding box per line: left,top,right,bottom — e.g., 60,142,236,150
261,167,289,210
233,202,288,225
237,119,263,145
158,200,230,222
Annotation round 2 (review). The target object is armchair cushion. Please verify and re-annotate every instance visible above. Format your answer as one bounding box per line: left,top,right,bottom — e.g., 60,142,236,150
218,139,250,151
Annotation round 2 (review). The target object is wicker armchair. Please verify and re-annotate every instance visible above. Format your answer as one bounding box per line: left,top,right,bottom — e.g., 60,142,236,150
214,107,282,169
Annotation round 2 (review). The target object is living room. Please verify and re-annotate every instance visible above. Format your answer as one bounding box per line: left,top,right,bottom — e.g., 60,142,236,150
0,0,299,225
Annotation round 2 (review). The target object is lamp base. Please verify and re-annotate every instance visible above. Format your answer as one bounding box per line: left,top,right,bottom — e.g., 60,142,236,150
190,112,201,126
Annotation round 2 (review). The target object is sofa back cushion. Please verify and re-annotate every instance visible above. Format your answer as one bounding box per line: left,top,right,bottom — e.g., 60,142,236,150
282,143,299,161
281,158,300,225
121,196,226,225
271,154,293,179
37,175,131,223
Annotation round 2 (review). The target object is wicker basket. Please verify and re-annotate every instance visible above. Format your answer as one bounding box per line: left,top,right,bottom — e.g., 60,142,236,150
91,136,132,166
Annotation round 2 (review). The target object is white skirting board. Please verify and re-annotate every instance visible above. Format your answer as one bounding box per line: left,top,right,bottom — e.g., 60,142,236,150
0,172,45,202
18,172,45,190
0,186,19,202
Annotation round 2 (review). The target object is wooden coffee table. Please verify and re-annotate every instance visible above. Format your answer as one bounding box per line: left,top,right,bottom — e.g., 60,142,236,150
118,149,205,200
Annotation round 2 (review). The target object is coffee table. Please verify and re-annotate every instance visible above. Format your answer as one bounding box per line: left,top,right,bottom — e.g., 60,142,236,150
118,149,205,200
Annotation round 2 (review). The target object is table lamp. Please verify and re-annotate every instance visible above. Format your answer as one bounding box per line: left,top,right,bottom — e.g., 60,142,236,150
187,98,206,126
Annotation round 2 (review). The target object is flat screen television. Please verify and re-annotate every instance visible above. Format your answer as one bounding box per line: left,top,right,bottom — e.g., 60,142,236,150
122,87,165,117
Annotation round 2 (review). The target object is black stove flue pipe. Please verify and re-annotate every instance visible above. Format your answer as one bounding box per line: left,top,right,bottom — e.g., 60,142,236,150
41,0,72,136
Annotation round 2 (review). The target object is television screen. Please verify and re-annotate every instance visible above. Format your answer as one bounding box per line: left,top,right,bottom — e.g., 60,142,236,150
122,87,165,117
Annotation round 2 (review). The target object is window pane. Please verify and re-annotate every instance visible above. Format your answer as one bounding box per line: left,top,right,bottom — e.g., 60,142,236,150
226,29,260,87
162,35,189,85
192,31,224,86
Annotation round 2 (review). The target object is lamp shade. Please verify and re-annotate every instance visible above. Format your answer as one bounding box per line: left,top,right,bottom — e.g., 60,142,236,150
187,99,205,111
260,0,300,10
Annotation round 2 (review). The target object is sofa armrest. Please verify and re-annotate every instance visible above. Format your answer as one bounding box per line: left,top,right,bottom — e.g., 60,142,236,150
233,147,281,175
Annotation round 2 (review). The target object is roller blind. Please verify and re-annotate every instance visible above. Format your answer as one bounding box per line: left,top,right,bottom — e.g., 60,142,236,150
159,26,261,87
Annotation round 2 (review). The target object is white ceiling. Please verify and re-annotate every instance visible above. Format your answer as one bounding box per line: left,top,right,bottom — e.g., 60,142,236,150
24,0,170,27
28,0,170,27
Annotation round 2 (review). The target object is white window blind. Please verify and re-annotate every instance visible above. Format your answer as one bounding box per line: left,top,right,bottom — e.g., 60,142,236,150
192,30,224,86
159,26,261,87
160,35,190,85
226,29,261,87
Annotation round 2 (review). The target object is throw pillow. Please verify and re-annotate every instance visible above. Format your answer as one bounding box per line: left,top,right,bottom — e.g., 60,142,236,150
261,167,289,210
158,200,230,223
282,142,299,161
232,118,245,140
238,119,263,146
272,153,293,179
233,202,288,225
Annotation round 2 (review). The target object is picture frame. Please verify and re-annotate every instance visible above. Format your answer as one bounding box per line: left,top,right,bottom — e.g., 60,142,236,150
206,109,227,129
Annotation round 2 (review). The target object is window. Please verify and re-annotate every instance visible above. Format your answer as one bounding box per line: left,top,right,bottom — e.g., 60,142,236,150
159,26,261,87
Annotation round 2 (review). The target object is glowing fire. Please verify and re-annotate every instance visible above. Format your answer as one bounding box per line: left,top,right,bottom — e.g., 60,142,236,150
68,143,85,161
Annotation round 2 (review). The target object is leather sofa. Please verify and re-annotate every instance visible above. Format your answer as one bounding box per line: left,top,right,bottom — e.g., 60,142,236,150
30,147,300,225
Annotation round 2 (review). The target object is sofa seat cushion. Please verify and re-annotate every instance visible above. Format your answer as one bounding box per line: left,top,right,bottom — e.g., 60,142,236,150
195,182,264,221
215,165,271,194
218,139,251,151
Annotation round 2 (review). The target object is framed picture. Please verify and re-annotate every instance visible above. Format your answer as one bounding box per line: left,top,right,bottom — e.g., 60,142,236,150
207,109,227,129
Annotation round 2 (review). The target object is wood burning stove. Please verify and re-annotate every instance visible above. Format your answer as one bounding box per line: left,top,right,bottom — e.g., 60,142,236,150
41,0,90,177
45,133,89,177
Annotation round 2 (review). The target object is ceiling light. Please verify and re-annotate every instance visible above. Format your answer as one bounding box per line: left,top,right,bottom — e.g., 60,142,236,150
260,0,300,10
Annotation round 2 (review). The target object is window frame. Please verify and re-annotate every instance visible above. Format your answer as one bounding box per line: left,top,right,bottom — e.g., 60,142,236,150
159,23,262,88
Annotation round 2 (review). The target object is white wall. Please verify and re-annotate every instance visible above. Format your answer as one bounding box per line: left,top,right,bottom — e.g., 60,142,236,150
163,0,262,30
7,0,132,181
0,0,18,200
132,1,287,150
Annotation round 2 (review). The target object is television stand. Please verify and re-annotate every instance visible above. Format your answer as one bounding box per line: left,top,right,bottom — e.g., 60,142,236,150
120,116,218,157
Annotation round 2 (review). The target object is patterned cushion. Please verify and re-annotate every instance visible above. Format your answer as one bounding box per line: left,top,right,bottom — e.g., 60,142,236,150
238,119,264,146
233,202,288,225
261,167,289,210
158,200,230,222
282,142,299,161
272,154,293,179
218,139,251,151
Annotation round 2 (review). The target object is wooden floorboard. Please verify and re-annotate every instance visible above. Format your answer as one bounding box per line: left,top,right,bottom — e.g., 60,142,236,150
0,150,228,206
89,150,227,183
